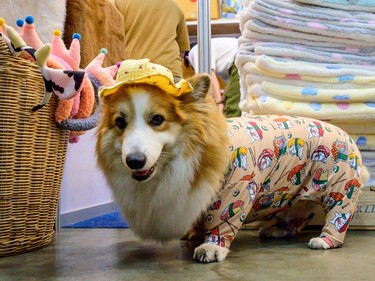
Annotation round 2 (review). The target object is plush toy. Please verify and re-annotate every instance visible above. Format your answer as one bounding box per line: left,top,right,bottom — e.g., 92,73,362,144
51,30,80,70
33,43,87,107
2,16,119,142
15,17,95,142
16,15,43,50
0,17,6,34
0,19,31,57
49,38,120,134
50,29,96,142
60,48,119,131
2,24,86,107
85,48,118,88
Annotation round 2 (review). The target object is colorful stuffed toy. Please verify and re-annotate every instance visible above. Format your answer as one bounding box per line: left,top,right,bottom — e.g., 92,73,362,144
1,19,32,57
16,15,43,50
49,34,119,136
34,43,87,105
1,16,119,142
51,30,81,70
2,22,86,106
49,29,95,142
0,17,6,34
15,17,95,142
3,23,86,108
60,48,119,132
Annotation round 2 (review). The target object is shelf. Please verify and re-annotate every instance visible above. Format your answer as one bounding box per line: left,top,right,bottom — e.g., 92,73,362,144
187,18,241,42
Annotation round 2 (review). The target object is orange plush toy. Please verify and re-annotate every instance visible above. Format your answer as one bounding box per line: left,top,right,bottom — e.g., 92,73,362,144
59,48,119,132
50,30,95,143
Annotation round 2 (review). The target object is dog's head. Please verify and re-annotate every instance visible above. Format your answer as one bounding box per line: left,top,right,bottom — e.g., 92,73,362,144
96,73,216,183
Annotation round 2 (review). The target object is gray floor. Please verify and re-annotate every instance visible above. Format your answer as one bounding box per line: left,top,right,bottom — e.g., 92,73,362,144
0,228,374,281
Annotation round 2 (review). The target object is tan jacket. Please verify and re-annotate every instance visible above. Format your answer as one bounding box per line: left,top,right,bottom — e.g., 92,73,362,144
115,0,190,78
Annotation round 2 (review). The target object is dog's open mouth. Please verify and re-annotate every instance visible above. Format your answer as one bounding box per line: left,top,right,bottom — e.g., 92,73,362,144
132,166,155,181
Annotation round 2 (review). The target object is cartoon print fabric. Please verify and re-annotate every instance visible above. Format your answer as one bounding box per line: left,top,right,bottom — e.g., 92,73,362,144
204,115,363,249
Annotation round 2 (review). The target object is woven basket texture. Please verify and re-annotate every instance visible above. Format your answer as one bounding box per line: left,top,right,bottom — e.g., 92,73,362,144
0,38,69,257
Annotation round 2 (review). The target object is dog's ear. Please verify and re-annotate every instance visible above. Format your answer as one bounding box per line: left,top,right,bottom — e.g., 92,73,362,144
186,73,211,100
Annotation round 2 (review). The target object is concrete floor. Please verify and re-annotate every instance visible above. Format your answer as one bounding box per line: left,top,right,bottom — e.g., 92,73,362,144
0,229,374,281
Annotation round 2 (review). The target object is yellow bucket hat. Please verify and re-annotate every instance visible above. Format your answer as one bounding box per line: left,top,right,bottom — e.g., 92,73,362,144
99,59,193,97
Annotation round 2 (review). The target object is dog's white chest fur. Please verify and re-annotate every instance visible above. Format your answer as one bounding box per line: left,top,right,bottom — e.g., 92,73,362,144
109,153,216,241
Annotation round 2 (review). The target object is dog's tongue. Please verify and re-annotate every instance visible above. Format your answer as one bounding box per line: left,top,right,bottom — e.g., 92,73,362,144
133,170,149,177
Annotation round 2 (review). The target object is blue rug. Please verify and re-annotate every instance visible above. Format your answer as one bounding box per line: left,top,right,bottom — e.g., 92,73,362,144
63,211,129,228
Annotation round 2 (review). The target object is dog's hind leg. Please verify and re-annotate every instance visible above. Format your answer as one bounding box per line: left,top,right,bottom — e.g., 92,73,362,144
259,200,317,239
309,200,358,249
309,171,364,250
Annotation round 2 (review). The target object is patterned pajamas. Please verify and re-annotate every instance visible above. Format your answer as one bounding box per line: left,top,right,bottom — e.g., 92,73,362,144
204,115,363,249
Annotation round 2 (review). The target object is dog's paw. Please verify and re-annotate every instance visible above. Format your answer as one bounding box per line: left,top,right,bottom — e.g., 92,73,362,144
308,237,331,249
259,225,288,238
193,243,230,263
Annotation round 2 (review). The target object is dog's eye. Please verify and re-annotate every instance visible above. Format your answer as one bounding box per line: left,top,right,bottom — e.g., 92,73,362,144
150,114,164,127
115,117,127,129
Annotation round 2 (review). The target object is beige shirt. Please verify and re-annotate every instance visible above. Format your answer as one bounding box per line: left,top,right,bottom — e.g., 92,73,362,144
115,0,190,78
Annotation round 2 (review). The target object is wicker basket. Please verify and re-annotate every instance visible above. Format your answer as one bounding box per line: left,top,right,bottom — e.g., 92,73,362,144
0,38,69,256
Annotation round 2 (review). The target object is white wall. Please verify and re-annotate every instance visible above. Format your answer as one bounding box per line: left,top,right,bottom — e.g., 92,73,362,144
59,128,114,215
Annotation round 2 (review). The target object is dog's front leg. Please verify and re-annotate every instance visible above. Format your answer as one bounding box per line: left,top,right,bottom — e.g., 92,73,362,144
193,181,253,263
193,243,230,263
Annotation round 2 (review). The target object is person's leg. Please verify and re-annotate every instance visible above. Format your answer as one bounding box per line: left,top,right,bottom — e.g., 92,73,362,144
224,62,241,118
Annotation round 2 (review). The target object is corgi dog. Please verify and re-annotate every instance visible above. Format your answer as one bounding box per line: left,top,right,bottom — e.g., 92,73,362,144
96,60,368,263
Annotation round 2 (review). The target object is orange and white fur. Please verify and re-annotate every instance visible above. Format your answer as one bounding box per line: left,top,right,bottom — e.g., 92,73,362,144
97,74,228,241
96,74,368,263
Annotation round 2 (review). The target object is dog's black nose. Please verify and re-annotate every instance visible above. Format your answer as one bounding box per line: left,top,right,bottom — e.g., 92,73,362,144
126,153,147,170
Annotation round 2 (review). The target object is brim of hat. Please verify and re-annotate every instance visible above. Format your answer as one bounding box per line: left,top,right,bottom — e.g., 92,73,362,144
99,75,193,98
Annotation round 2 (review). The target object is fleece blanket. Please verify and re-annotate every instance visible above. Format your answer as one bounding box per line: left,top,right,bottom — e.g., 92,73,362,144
250,42,375,66
252,0,375,24
239,59,375,85
242,18,374,48
248,1,375,43
241,28,369,50
64,0,125,68
237,58,375,102
295,0,375,12
245,72,373,90
249,81,375,103
332,122,375,135
241,95,375,121
236,0,375,129
256,55,375,78
0,0,66,43
350,135,375,150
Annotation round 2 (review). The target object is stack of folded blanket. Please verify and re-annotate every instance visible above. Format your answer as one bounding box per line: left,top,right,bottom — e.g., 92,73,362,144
236,0,375,150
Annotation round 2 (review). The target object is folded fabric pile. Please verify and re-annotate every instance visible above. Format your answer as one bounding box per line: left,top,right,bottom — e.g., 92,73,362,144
236,0,375,150
296,0,375,12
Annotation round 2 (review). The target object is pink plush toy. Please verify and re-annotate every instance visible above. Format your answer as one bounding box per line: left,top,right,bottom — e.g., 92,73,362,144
50,29,96,142
85,48,118,87
16,16,43,50
59,48,119,132
51,30,81,70
2,16,119,142
15,16,95,142
3,22,86,105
